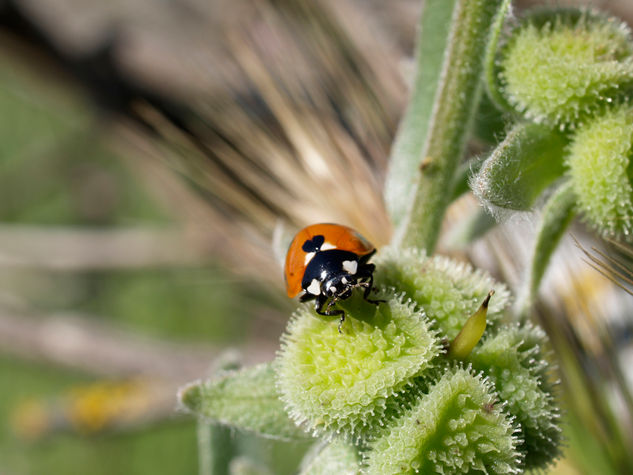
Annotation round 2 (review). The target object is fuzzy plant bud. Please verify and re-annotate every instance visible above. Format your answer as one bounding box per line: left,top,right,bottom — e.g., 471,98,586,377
374,248,511,341
275,292,441,440
566,103,633,237
470,324,562,470
498,9,633,126
365,367,521,474
471,122,567,214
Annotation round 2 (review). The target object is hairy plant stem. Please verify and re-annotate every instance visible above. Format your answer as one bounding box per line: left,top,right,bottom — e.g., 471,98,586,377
484,0,513,112
197,421,213,475
517,180,576,317
384,0,457,228
399,0,505,252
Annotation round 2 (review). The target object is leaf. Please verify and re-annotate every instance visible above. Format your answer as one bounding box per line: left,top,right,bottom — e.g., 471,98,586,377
299,441,360,475
471,122,566,211
179,363,310,441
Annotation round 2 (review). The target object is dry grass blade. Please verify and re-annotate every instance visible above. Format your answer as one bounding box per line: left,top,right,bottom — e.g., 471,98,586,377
127,0,405,274
573,236,633,296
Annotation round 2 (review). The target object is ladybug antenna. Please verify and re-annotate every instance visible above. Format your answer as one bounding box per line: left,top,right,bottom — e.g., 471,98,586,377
302,235,325,253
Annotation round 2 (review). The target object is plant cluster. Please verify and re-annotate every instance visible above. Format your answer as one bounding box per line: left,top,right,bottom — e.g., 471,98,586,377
473,7,633,308
178,1,633,473
182,250,560,473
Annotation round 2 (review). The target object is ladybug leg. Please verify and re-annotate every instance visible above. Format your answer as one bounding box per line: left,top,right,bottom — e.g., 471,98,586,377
361,273,385,305
314,297,346,334
313,294,329,315
323,299,345,334
337,314,346,334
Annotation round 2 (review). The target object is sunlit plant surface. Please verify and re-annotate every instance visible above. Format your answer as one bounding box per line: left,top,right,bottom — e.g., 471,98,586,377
179,1,633,473
4,0,632,474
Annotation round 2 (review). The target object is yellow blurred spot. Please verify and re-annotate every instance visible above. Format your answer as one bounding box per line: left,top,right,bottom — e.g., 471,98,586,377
66,380,150,434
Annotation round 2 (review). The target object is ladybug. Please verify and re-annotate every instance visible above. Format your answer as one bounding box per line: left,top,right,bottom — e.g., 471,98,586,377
284,223,379,331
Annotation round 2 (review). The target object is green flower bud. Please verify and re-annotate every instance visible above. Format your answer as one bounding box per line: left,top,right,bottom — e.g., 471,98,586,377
275,292,441,440
448,291,493,359
374,248,511,340
469,324,562,470
365,367,521,474
566,103,633,237
499,9,633,126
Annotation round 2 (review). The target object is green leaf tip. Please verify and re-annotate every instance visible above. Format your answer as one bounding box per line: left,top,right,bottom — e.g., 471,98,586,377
178,363,309,441
448,290,494,359
275,292,441,440
567,103,633,238
374,247,511,340
499,8,633,127
365,367,522,474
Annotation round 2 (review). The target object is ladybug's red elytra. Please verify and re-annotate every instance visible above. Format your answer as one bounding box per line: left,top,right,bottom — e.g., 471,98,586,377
284,223,380,331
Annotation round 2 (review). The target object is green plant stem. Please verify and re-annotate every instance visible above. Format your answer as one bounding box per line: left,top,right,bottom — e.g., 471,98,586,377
197,421,212,475
197,419,234,475
399,0,505,252
484,0,513,112
517,181,576,317
384,0,458,229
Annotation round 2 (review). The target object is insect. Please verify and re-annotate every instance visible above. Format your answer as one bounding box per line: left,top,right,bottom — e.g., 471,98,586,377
284,223,379,331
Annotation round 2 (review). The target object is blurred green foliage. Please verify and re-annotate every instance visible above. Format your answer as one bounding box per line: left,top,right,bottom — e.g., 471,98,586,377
0,52,299,473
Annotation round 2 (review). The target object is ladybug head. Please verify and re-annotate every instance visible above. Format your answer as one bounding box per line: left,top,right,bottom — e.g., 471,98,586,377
323,273,357,299
302,235,325,253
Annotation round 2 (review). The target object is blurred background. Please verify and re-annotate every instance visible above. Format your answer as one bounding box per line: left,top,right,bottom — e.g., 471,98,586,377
1,0,633,473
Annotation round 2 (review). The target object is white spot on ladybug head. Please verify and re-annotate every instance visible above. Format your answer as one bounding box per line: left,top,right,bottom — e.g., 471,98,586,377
304,252,316,266
307,279,321,295
321,270,328,279
342,260,358,275
341,276,348,284
320,242,336,251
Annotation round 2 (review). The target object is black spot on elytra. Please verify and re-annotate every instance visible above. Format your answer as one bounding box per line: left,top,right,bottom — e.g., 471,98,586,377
302,235,325,253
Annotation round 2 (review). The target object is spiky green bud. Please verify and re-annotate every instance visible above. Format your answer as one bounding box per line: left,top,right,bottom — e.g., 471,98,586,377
566,103,633,237
499,9,633,126
470,324,562,469
365,367,521,474
275,292,441,440
374,248,511,340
